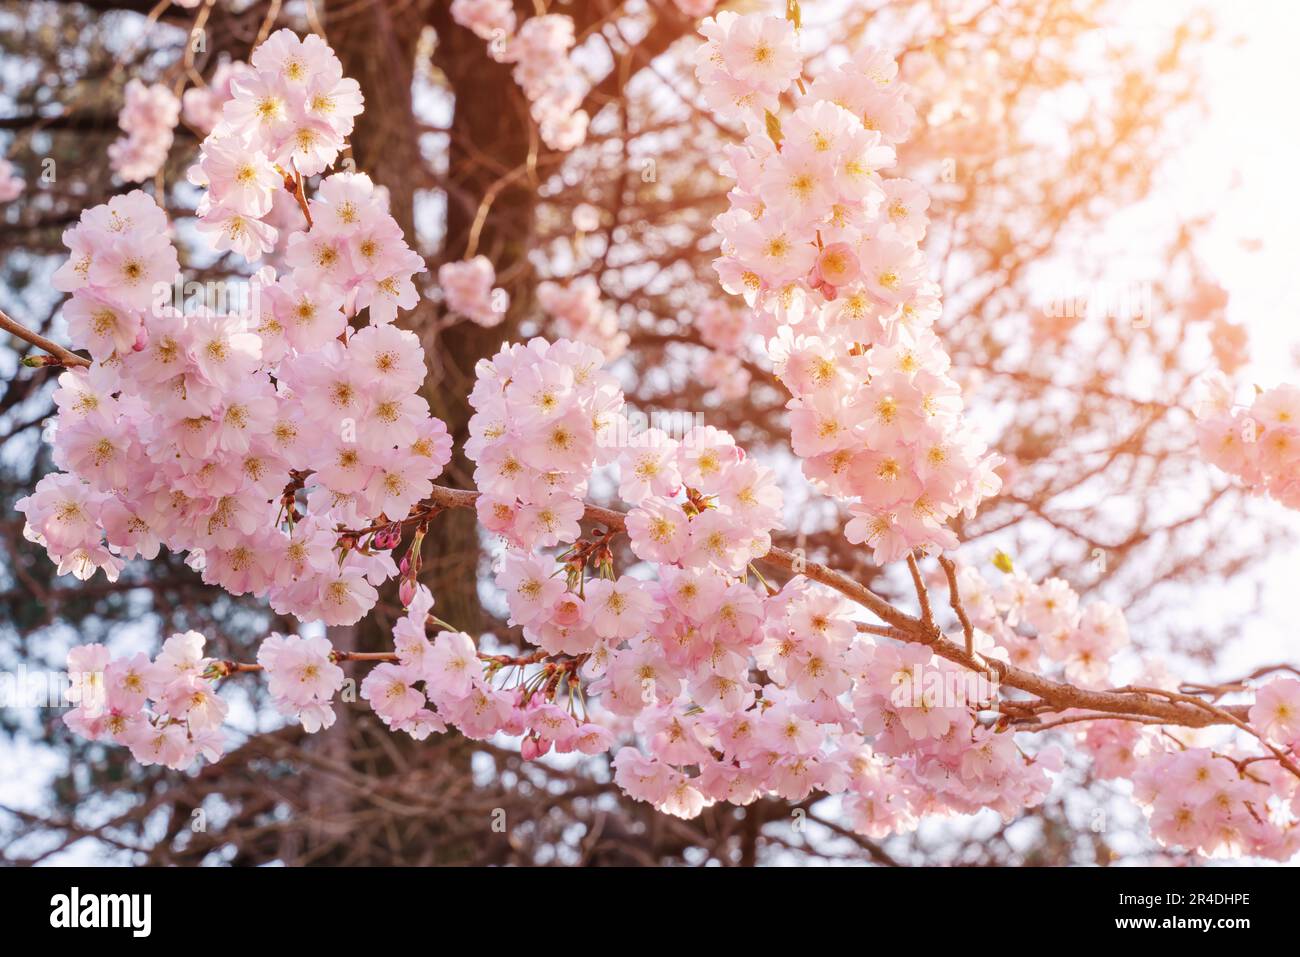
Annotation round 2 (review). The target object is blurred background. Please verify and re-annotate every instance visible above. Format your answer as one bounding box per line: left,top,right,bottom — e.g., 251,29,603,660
1,0,1297,866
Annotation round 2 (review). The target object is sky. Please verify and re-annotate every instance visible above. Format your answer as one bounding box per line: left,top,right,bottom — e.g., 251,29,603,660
1131,0,1300,667
1114,0,1300,384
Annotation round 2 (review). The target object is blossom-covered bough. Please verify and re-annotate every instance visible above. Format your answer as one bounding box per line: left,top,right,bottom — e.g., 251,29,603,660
8,6,1300,860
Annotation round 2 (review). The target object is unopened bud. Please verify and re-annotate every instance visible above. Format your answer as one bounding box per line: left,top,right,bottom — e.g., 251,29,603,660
520,735,543,761
21,354,62,368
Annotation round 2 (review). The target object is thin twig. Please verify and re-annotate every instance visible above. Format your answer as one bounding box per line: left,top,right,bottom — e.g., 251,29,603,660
255,0,283,46
291,168,314,229
937,554,976,658
905,552,934,628
464,164,528,259
0,308,89,367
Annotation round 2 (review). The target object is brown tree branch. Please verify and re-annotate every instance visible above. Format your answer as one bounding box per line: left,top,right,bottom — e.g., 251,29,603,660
0,308,89,368
371,485,1270,738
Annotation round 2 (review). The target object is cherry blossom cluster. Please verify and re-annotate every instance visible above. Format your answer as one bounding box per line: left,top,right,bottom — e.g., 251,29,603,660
621,425,781,572
438,256,509,328
467,336,624,550
188,29,364,260
692,299,752,401
1073,714,1298,860
18,34,450,624
109,80,180,183
699,11,1003,562
62,634,229,770
455,338,1062,828
53,190,178,362
274,170,426,324
536,278,627,360
257,631,347,732
358,583,615,749
1194,373,1300,509
955,557,1300,858
948,561,1130,687
826,559,1075,828
449,1,589,151
597,565,1056,826
1134,745,1298,860
1134,678,1300,859
17,182,452,625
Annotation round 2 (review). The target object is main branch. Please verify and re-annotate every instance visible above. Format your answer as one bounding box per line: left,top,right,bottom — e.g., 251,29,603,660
407,485,1257,734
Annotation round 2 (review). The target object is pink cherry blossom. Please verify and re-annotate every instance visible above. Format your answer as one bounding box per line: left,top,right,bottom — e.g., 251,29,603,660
0,157,24,202
109,80,180,183
439,256,508,327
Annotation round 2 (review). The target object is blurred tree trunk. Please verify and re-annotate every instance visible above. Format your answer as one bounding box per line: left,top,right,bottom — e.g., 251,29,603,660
422,0,536,631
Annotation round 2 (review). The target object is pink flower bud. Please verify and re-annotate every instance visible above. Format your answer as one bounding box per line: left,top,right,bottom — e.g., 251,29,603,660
812,242,861,289
553,594,585,627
